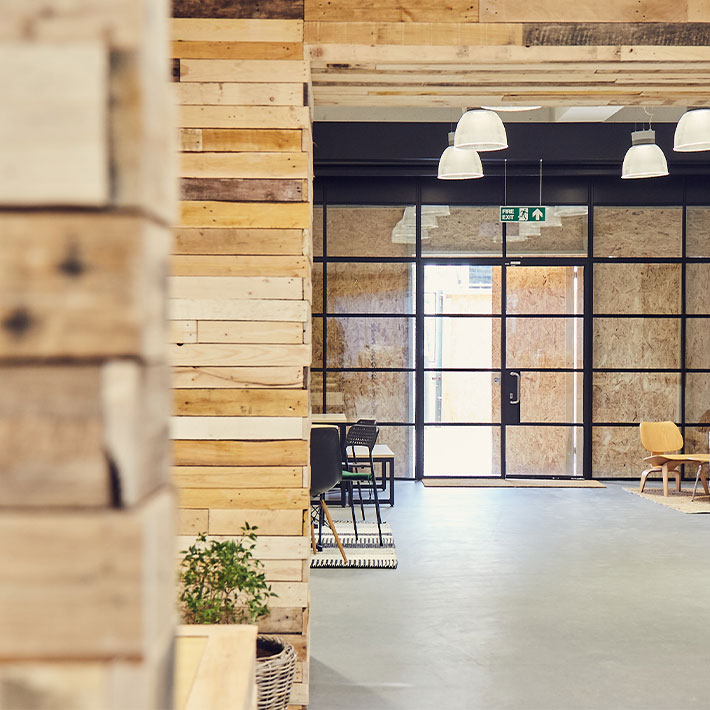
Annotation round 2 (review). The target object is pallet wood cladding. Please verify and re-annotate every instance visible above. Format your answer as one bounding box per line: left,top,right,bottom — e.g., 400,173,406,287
0,0,175,708
171,3,311,707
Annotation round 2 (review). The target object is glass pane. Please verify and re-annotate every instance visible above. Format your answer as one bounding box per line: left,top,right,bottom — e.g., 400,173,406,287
684,427,710,456
506,318,582,369
687,318,710,369
506,266,583,315
421,206,502,256
332,371,414,424
594,207,682,257
593,318,680,369
520,372,583,423
686,264,710,315
593,372,681,423
685,373,710,424
505,426,582,476
507,207,588,257
313,206,323,257
327,206,415,258
326,263,414,314
592,426,647,478
312,262,323,313
310,371,324,413
424,317,501,369
424,372,501,423
312,316,322,367
377,424,415,479
686,206,710,257
326,317,414,368
593,263,681,315
424,264,501,314
424,425,501,477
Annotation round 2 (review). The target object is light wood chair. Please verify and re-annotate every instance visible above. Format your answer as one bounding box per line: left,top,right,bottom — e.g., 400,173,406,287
639,421,710,497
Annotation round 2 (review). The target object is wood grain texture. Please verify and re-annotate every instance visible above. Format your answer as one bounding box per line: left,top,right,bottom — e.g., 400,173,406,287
169,299,309,321
170,343,311,366
174,228,306,255
174,389,309,416
173,41,303,60
170,275,302,300
172,18,304,42
170,415,305,440
178,488,309,509
173,439,308,466
480,0,687,22
172,466,302,488
524,22,710,46
172,255,310,277
173,0,304,20
180,58,307,82
178,508,209,534
304,0,479,22
179,201,311,228
173,366,304,389
179,106,310,129
181,152,309,178
181,177,304,202
176,82,303,106
201,128,303,152
208,509,304,536
196,320,304,343
170,320,198,343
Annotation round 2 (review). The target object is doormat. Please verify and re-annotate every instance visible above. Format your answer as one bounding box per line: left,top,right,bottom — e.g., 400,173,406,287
311,521,397,569
624,487,710,514
422,478,605,488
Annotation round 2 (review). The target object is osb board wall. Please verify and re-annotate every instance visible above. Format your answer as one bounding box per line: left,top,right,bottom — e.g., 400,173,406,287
170,3,311,707
0,1,175,707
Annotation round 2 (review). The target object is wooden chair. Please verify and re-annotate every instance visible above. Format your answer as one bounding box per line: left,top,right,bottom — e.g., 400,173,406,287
639,421,710,497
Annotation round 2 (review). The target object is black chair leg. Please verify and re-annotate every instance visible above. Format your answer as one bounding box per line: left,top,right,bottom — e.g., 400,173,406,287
347,482,358,541
356,481,366,520
370,474,383,546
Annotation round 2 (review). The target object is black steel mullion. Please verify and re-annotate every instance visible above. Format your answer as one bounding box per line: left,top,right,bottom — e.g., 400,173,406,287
415,182,425,481
584,185,594,479
321,194,328,413
681,185,688,464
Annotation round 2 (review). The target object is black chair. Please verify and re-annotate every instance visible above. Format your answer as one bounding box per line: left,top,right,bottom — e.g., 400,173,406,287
342,423,383,546
310,427,347,562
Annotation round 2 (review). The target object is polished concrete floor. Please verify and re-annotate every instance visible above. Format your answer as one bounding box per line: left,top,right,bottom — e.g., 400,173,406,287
310,481,710,710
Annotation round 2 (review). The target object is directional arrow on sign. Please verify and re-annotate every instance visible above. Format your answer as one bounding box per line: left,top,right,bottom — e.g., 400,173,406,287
532,208,544,221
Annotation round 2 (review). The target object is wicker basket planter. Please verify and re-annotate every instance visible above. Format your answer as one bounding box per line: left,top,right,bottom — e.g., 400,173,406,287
255,636,296,710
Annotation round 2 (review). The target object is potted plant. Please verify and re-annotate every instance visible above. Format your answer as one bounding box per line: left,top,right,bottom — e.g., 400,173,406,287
179,524,296,710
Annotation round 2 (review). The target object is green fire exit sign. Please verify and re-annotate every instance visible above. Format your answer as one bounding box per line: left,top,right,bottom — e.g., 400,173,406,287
499,206,547,222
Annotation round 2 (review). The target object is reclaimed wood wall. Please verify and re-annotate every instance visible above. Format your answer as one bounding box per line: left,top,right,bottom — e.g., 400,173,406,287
0,1,176,707
171,2,312,707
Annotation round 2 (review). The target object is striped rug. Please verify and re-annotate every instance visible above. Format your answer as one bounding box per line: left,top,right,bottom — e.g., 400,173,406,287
310,521,398,569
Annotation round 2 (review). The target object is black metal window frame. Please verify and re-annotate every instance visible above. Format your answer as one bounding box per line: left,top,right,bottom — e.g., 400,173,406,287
312,175,710,480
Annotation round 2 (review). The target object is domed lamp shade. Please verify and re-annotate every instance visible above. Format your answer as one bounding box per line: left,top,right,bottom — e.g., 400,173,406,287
674,109,710,152
438,132,484,180
454,109,508,151
621,129,668,180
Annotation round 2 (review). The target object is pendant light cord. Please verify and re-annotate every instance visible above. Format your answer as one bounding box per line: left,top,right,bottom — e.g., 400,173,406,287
539,159,543,206
504,159,507,206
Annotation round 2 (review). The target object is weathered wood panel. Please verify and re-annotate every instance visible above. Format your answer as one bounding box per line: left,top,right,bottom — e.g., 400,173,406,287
177,81,303,105
181,177,304,202
173,440,308,466
170,343,311,366
178,488,309,509
170,320,198,343
172,466,303,488
173,255,310,277
180,59,308,83
179,106,310,129
523,22,710,46
479,0,687,22
173,366,304,389
174,389,309,415
169,299,309,321
181,152,309,178
304,0,479,22
196,320,304,343
170,275,302,300
174,228,306,255
170,415,305,440
179,201,311,228
173,0,304,20
208,509,304,536
172,18,304,42
201,128,304,152
173,40,303,60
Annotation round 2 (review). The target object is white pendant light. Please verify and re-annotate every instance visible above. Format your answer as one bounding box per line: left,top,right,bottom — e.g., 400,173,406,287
481,105,541,112
454,109,508,152
674,109,710,152
438,132,484,180
621,129,668,180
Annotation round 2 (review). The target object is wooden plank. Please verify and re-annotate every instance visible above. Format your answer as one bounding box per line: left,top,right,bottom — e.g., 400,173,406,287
172,18,304,43
178,488,309,509
268,582,308,608
170,343,311,366
689,0,710,20
0,43,107,206
197,320,304,344
178,508,209,535
171,320,198,343
174,0,303,20
523,22,710,46
177,534,310,560
175,389,309,416
258,608,304,633
0,488,175,659
172,255,309,277
181,177,304,202
169,299,309,322
173,40,303,60
170,275,302,300
179,106,310,129
174,439,308,466
479,0,686,22
304,0,478,22
174,228,306,255
176,81,303,105
180,201,311,228
201,128,303,152
173,366,304,389
180,128,203,152
209,509,304,536
304,20,522,45
0,214,168,360
180,59,307,83
170,415,305,440
181,153,308,179
172,466,302,488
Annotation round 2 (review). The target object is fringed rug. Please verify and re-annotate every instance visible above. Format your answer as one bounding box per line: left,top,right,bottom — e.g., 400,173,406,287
310,521,398,569
624,487,710,514
422,478,605,488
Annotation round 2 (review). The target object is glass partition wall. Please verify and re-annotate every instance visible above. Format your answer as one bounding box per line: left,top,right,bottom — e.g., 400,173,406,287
313,178,710,480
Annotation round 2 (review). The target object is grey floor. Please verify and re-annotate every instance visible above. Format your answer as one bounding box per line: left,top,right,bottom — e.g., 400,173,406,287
309,481,710,710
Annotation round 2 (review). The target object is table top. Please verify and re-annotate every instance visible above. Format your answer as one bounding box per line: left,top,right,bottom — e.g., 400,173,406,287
311,413,347,423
